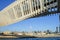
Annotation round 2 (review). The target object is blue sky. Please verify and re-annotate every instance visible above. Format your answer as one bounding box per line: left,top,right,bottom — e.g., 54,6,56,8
0,0,15,11
0,0,59,32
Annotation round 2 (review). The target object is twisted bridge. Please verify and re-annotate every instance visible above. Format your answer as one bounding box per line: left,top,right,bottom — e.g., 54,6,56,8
0,0,60,26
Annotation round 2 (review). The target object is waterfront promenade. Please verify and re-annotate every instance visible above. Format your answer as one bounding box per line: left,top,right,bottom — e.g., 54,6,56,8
0,33,60,38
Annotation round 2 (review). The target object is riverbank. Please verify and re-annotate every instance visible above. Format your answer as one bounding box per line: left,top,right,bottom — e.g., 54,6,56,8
0,34,60,38
0,35,17,38
33,34,60,37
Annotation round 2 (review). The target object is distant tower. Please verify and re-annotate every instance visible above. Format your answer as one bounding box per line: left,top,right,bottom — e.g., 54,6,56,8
59,14,60,32
59,27,60,32
56,27,58,33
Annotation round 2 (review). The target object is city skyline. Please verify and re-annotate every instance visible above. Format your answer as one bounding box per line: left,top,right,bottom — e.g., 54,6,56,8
0,14,59,32
0,0,59,32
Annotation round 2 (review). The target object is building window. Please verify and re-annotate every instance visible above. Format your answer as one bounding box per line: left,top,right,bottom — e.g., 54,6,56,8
14,4,22,18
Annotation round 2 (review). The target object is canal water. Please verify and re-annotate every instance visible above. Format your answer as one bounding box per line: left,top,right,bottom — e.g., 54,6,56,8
0,37,60,40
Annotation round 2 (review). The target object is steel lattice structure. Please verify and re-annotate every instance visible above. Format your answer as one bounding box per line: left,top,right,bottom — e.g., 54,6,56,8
0,0,60,26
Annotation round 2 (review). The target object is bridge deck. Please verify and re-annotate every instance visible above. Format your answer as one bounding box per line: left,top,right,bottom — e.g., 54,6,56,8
0,0,60,26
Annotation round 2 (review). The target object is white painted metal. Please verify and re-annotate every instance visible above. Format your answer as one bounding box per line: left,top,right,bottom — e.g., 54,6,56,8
0,0,57,26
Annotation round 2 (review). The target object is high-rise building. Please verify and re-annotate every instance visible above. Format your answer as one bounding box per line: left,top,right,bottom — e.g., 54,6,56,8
56,27,58,33
59,26,60,32
59,14,60,33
